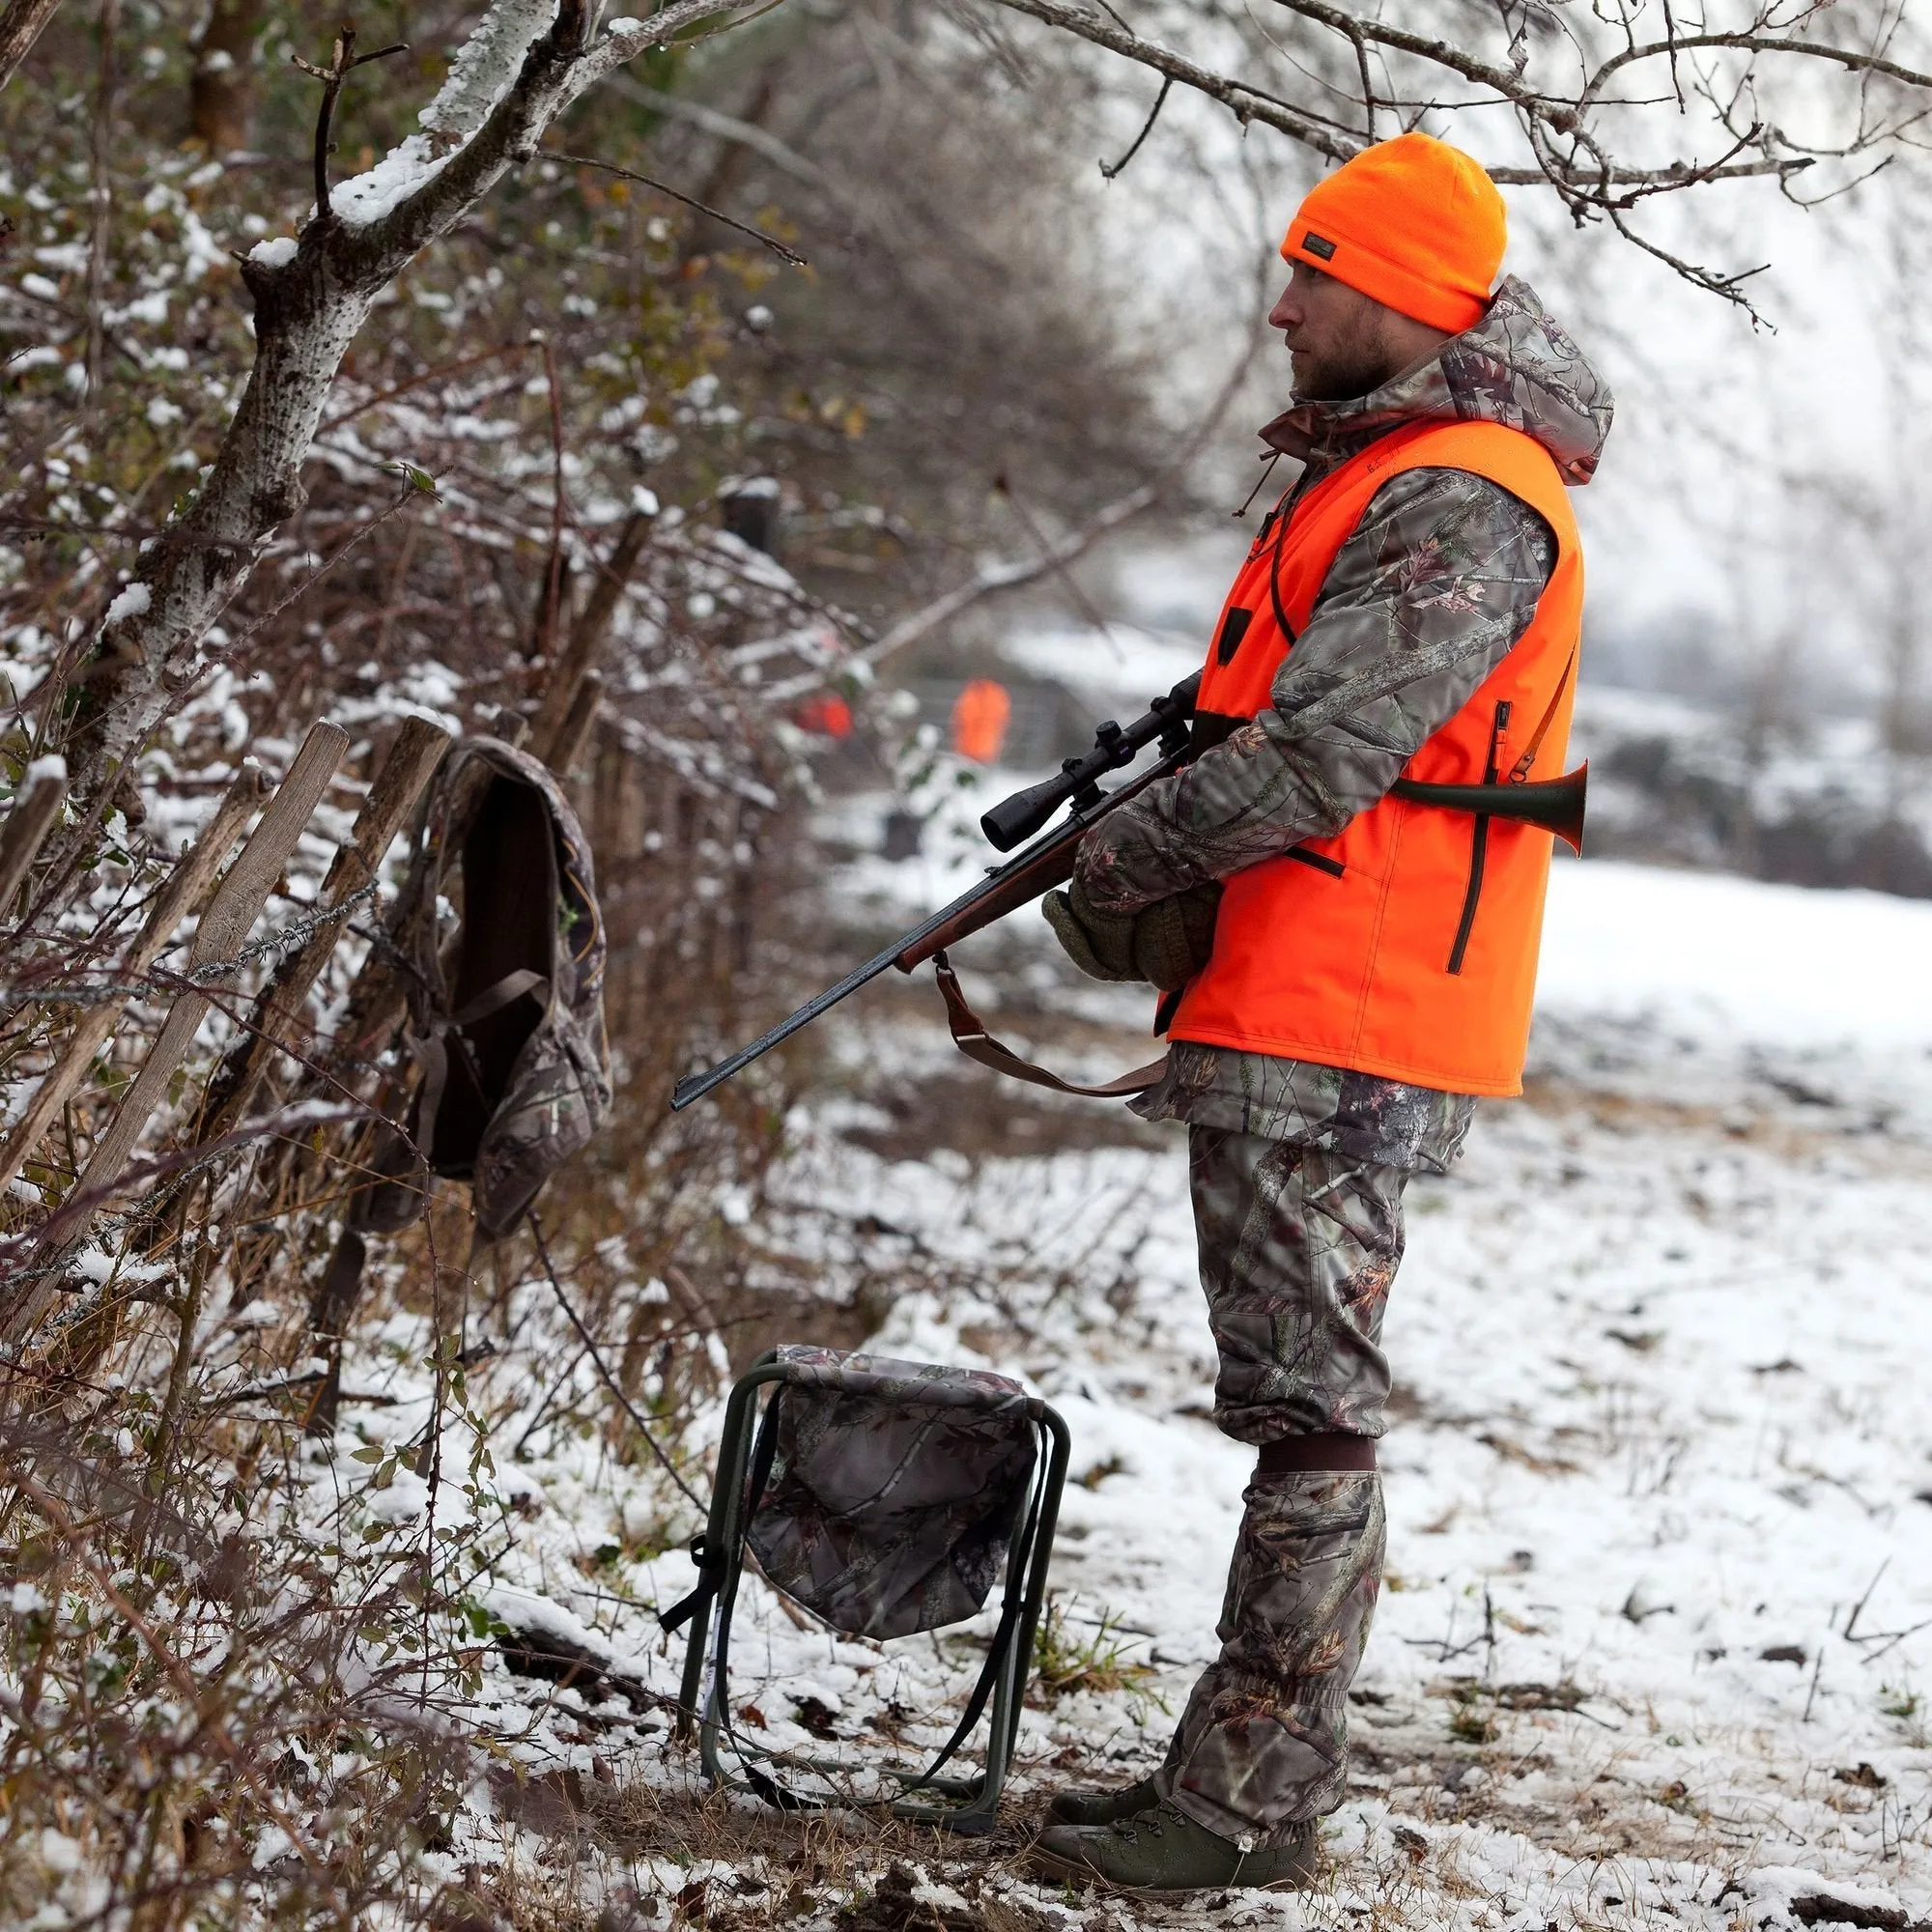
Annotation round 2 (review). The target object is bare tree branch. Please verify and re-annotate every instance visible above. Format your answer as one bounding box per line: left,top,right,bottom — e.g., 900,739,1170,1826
989,0,1932,197
865,326,1268,667
0,0,64,90
981,0,1932,314
986,0,1362,164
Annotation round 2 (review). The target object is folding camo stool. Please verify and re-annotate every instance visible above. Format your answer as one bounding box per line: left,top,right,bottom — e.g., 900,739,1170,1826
662,1345,1069,1833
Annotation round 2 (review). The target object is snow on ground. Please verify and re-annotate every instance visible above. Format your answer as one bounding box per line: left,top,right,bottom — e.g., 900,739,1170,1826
414,843,1932,1927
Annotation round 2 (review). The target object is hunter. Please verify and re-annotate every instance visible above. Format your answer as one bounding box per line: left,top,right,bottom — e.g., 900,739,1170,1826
1033,132,1612,1890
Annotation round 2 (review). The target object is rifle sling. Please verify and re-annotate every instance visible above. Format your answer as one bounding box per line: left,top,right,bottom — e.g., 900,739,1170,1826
933,953,1168,1098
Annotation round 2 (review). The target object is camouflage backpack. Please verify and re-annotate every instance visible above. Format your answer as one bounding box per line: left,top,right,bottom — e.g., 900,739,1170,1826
313,739,611,1367
380,738,611,1237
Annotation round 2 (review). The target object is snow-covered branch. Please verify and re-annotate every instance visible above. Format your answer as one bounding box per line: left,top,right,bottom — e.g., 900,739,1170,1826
54,0,774,850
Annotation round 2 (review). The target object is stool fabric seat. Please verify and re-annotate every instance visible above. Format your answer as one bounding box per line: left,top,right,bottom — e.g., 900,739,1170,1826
746,1346,1040,1639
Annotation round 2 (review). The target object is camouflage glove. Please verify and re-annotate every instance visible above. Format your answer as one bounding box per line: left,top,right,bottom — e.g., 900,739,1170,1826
1043,878,1222,991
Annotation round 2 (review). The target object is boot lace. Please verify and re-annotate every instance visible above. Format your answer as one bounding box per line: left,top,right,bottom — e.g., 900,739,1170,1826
1107,1798,1186,1844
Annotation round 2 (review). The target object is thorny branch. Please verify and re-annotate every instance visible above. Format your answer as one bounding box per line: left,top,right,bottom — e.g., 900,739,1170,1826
545,149,811,264
866,322,1268,667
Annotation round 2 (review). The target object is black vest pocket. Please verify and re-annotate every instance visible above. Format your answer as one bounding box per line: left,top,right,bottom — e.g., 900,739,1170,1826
1287,845,1346,878
1214,608,1253,666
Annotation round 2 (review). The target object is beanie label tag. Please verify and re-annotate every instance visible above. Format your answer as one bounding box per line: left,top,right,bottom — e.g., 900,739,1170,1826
1301,231,1337,261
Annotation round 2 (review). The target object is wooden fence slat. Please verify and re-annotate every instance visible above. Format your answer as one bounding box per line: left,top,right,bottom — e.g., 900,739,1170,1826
12,722,350,1312
0,764,271,1195
0,759,68,924
189,724,351,971
549,670,604,782
191,716,452,1151
529,510,648,763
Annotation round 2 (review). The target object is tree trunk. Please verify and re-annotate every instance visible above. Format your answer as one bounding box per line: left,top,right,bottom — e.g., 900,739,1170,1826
0,0,64,91
50,0,751,858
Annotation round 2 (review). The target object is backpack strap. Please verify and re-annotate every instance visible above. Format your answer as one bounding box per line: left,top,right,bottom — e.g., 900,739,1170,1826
410,968,552,1190
453,969,549,1025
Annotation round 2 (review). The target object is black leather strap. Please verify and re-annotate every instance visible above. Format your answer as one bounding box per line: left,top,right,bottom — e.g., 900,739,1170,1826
1257,1433,1378,1475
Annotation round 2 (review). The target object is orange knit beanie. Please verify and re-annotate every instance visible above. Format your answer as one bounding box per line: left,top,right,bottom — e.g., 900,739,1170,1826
1281,132,1505,334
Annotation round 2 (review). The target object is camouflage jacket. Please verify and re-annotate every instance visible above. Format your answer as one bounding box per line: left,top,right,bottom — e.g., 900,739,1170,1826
1091,278,1614,1165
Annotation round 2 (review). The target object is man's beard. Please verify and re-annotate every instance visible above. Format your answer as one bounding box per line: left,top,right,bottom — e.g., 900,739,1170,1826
1293,338,1400,403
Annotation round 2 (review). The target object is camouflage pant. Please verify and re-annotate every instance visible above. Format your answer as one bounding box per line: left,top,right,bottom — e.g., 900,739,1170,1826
1159,1129,1406,1846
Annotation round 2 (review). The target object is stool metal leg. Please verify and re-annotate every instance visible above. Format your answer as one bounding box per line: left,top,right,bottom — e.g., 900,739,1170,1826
891,1403,1070,1833
681,1354,783,1753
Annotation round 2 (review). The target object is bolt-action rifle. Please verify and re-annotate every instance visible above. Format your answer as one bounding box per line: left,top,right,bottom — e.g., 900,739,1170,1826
670,673,1587,1111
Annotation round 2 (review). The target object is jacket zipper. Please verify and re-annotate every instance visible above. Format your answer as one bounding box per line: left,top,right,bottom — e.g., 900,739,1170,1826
1445,700,1511,976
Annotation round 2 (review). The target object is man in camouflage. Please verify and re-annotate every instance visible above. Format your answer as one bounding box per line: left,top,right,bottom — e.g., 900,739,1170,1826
1030,135,1611,1890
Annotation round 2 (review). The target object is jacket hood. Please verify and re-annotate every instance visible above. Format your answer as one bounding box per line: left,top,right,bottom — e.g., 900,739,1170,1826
1259,276,1613,487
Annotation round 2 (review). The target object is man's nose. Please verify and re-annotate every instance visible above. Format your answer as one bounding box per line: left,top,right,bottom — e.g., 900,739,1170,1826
1267,286,1300,331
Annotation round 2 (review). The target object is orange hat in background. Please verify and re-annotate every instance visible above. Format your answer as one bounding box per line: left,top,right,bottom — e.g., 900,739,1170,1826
798,693,854,737
1280,131,1505,335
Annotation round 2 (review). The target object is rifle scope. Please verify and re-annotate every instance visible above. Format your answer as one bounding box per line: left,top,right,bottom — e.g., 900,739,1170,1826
980,672,1201,853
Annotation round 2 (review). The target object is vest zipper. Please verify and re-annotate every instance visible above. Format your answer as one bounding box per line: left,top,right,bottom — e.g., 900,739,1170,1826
1446,700,1511,976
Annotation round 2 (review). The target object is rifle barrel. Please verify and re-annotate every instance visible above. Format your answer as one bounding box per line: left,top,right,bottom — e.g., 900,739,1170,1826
670,738,1191,1110
669,888,976,1111
669,942,906,1111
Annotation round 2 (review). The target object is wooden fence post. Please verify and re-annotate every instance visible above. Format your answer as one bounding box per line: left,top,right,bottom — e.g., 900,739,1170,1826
189,716,452,1153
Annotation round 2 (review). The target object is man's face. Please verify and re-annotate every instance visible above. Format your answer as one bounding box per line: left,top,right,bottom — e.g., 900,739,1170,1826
1268,261,1409,403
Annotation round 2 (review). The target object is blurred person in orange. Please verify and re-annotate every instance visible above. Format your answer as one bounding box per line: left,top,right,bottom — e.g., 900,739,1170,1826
951,677,1011,763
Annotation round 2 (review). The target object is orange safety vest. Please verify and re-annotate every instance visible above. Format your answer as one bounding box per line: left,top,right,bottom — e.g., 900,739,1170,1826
1167,418,1583,1097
